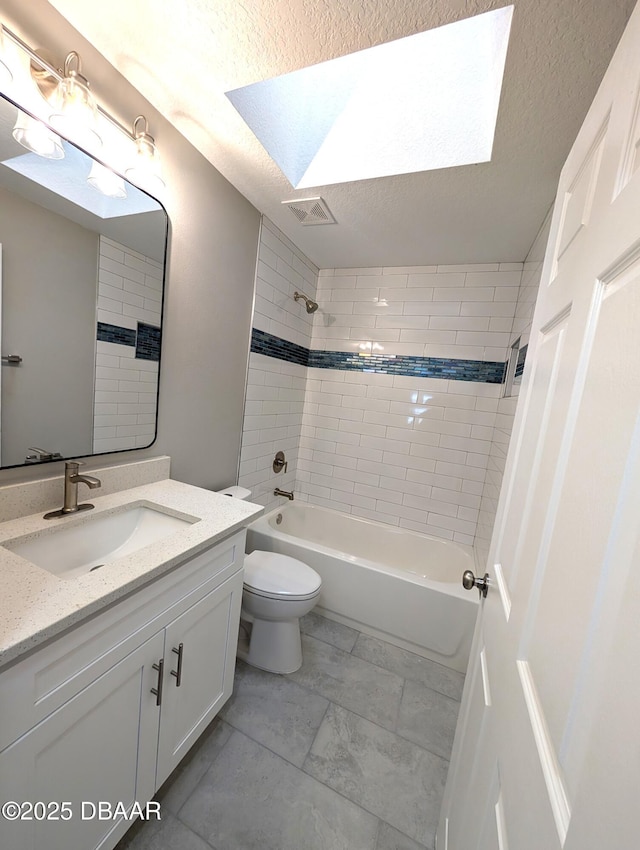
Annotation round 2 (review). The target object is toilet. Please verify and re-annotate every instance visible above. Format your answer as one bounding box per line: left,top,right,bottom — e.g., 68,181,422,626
217,486,322,674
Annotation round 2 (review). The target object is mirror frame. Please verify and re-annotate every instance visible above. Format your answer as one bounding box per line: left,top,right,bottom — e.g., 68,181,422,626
0,89,169,470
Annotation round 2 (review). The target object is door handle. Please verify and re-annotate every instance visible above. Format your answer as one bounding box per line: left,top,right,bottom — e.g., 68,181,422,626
151,658,164,706
462,569,490,598
170,643,184,687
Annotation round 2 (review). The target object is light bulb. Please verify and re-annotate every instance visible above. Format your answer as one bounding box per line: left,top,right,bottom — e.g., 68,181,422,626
125,115,165,196
12,110,64,159
87,161,127,199
49,52,101,154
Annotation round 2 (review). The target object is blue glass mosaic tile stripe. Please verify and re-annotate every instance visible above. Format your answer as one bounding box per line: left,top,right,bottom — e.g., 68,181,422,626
515,343,528,378
97,322,136,347
251,328,309,367
251,328,506,383
309,350,506,383
136,322,161,362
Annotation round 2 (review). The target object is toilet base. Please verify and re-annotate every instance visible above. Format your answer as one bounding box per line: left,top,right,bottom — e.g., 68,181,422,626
236,618,252,663
243,615,303,674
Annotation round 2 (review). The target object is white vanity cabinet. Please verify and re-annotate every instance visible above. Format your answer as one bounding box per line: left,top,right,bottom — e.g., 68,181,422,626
0,530,245,850
0,633,165,850
155,569,242,785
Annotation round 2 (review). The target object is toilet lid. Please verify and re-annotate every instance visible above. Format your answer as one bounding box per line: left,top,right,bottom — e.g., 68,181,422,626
244,550,321,597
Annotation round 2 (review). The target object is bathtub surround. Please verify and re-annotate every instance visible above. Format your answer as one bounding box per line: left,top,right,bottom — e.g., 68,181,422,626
251,330,507,383
250,328,309,367
240,217,553,549
297,262,522,545
474,213,551,566
240,223,556,546
239,219,319,510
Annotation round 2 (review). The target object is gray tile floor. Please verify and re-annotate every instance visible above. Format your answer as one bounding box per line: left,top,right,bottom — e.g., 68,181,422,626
117,612,464,850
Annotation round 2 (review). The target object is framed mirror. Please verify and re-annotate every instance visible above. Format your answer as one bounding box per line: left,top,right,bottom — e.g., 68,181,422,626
0,92,168,469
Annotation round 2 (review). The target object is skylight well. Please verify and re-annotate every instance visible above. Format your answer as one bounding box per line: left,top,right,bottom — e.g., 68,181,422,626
226,6,514,189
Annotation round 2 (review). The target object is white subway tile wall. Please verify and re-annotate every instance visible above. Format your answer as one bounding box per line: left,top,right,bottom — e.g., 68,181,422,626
251,219,319,349
297,369,503,545
297,263,522,545
313,265,522,362
93,237,163,453
238,220,318,509
474,214,551,566
238,216,547,553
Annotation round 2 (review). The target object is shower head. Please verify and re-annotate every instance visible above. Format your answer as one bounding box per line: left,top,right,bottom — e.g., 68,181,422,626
293,291,319,314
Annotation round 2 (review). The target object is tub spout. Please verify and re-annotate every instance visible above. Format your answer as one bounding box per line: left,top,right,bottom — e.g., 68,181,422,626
274,488,294,500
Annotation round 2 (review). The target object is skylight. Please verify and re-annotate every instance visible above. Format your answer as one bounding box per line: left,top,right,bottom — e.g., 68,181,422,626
226,6,514,188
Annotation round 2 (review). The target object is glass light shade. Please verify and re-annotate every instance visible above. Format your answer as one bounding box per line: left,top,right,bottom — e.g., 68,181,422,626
87,161,127,199
49,61,101,154
125,127,165,195
12,111,64,159
0,25,13,87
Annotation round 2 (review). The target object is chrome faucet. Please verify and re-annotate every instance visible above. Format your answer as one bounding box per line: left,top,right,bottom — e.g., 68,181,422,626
25,446,63,463
44,461,102,519
274,487,294,500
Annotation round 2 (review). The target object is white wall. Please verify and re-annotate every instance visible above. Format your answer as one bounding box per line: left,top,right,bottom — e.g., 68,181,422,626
474,213,552,564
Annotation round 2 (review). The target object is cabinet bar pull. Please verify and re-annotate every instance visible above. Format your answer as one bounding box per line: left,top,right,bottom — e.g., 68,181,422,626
170,643,184,687
151,658,164,706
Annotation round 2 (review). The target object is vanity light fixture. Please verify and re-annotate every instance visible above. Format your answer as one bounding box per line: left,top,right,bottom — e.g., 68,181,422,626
1,25,166,199
87,159,127,199
12,108,64,159
0,24,13,85
49,51,101,154
125,115,165,195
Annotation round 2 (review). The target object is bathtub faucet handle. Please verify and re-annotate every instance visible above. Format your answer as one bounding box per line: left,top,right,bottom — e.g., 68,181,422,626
273,451,288,474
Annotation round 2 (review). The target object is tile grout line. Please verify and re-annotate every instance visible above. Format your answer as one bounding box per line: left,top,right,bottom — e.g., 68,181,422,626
303,617,465,702
228,723,431,850
145,616,456,850
296,633,462,738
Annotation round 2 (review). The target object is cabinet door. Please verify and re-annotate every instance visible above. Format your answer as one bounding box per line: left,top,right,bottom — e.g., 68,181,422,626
0,632,164,850
155,571,243,785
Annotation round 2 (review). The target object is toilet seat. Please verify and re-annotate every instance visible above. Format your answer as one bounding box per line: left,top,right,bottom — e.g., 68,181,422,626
244,550,321,601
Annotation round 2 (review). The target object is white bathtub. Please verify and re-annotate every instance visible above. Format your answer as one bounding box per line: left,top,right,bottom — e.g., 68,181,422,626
246,503,478,673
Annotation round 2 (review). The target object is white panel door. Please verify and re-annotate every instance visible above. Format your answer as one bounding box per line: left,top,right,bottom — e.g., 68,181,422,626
438,4,640,849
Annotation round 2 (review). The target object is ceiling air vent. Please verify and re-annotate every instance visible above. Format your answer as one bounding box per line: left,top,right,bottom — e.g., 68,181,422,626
282,197,336,225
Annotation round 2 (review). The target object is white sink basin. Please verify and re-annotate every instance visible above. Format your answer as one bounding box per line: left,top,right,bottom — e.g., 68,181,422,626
5,504,197,580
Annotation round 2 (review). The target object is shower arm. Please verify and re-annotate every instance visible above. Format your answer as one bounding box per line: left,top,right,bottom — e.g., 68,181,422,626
293,291,318,313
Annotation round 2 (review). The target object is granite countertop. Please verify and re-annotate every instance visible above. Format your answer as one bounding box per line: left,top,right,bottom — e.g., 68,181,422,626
0,479,263,669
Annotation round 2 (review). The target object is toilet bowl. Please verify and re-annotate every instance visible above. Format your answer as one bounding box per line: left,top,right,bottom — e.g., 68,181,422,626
240,550,321,673
217,486,322,674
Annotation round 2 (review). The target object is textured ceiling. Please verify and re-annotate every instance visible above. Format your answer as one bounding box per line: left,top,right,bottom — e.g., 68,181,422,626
47,0,636,268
